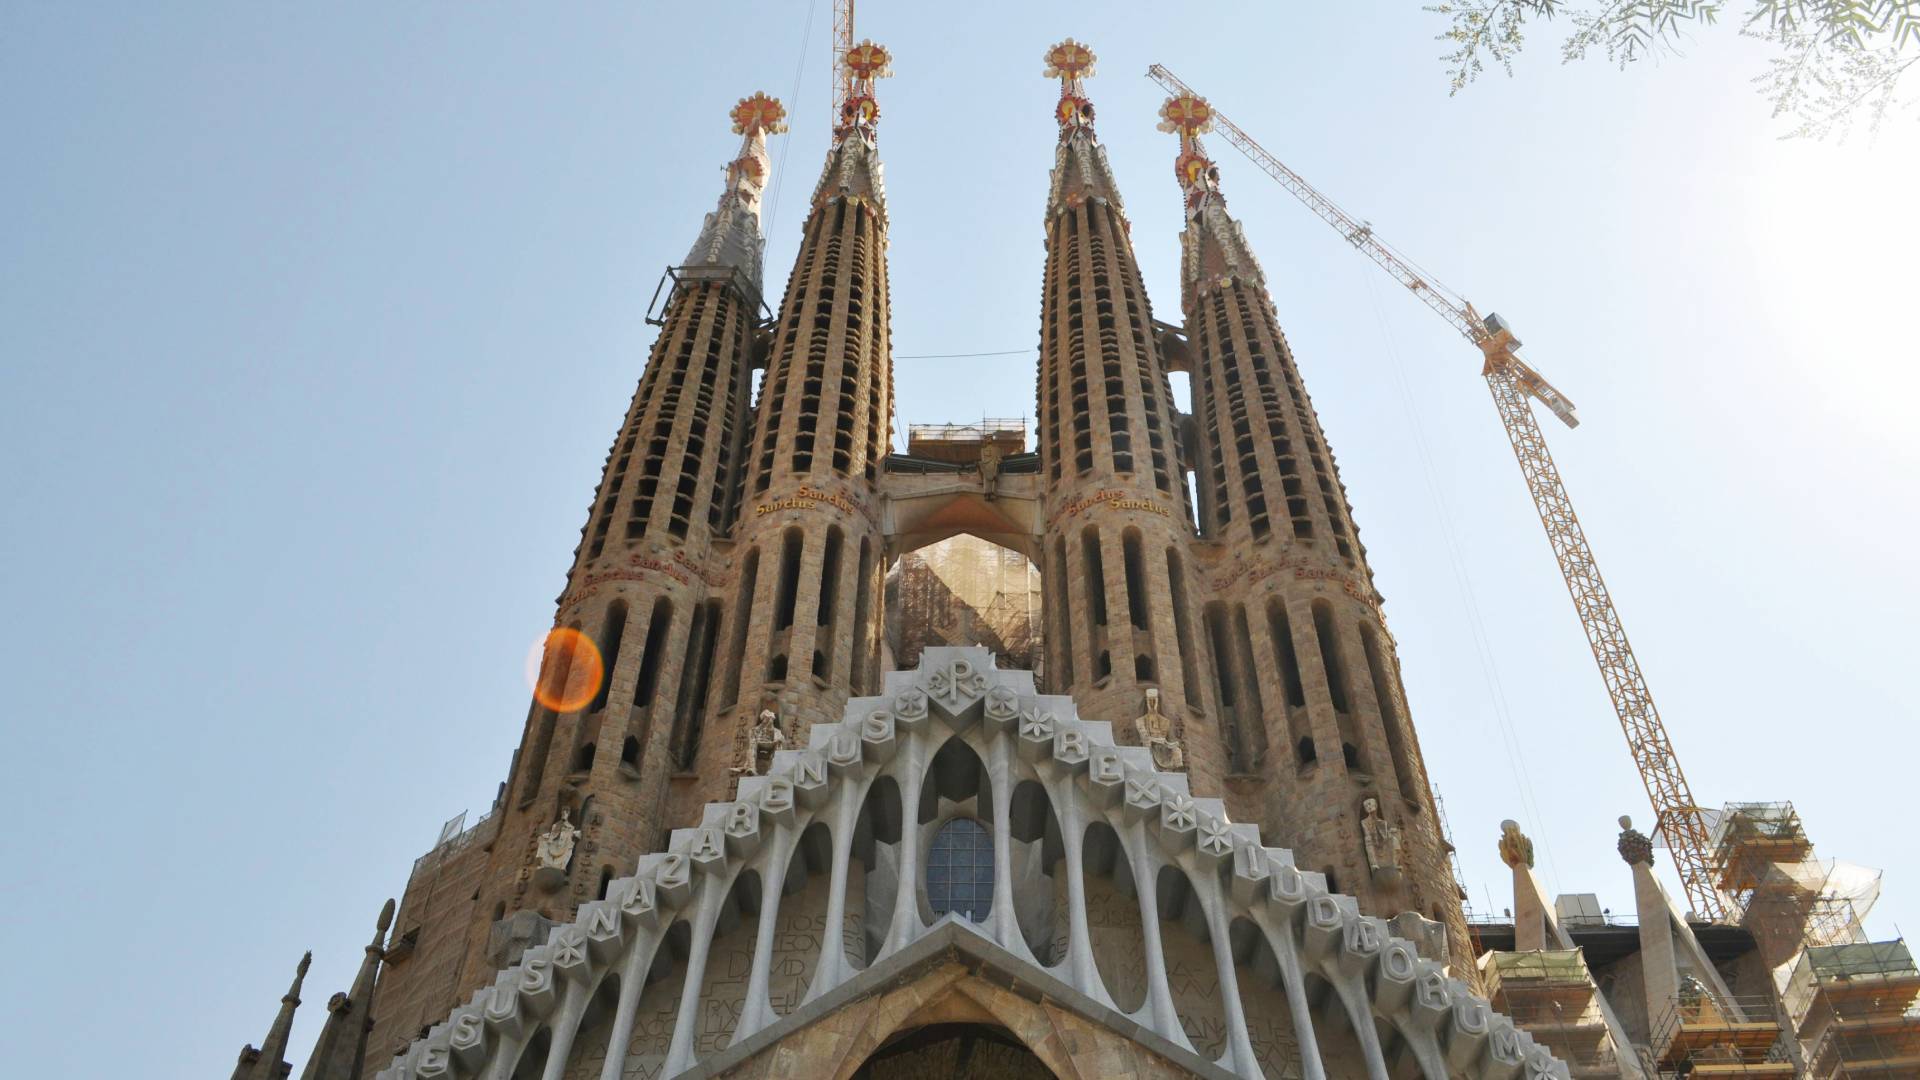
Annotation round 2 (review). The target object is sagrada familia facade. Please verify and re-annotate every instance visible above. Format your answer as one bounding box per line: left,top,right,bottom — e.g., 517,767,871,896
232,38,1919,1080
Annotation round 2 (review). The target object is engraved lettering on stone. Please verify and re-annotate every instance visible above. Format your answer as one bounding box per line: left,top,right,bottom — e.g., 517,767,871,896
724,801,757,837
827,731,861,768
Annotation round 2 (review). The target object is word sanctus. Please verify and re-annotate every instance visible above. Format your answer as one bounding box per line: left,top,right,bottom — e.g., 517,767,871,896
755,484,860,517
1057,488,1171,521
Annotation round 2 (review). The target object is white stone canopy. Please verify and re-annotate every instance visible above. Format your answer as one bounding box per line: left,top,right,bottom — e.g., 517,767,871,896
375,648,1568,1080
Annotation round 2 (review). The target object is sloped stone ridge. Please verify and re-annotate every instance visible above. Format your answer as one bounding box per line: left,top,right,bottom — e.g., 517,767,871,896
375,649,1569,1080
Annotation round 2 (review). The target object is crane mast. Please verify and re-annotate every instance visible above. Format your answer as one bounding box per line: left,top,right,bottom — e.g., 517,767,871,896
832,0,856,122
1145,64,1727,922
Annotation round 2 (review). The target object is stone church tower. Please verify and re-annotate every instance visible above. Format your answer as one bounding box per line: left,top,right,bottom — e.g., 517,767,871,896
1158,91,1473,977
1034,41,1211,774
702,39,895,771
365,90,794,1054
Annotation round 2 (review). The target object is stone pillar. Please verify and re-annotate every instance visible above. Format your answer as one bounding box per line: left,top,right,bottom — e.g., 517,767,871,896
1621,815,1680,1042
1501,819,1547,951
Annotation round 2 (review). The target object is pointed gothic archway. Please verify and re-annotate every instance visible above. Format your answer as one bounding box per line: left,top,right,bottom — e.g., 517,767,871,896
852,1023,1054,1079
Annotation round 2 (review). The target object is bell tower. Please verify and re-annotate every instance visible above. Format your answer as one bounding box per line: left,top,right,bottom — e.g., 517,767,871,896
368,93,787,1054
1159,91,1474,975
1032,41,1222,790
692,41,897,796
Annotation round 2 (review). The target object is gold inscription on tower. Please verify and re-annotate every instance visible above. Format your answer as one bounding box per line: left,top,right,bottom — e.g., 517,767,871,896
1057,488,1171,520
755,485,859,517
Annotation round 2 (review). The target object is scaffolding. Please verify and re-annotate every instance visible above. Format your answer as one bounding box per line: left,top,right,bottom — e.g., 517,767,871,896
1481,948,1595,993
1710,803,1815,903
887,535,1043,672
905,417,1028,465
1478,950,1623,1077
1649,991,1796,1077
1785,942,1920,1077
1706,801,1915,1076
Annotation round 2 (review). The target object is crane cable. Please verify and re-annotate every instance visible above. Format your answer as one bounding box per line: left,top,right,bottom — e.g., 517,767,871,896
895,348,1029,360
762,0,821,243
1356,265,1565,903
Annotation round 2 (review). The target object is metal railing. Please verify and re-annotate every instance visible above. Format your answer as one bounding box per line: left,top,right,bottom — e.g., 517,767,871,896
1463,910,1639,928
906,418,1028,441
408,808,495,878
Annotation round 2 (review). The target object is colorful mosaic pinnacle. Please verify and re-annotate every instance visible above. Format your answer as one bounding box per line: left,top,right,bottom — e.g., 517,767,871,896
728,91,787,137
1042,37,1096,85
836,39,891,137
1157,92,1213,136
1045,38,1097,134
1160,93,1221,205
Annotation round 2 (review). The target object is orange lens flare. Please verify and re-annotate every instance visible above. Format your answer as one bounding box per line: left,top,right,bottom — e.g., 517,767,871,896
525,627,605,713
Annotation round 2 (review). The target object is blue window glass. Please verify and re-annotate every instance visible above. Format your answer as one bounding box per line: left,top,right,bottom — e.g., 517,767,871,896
927,817,992,921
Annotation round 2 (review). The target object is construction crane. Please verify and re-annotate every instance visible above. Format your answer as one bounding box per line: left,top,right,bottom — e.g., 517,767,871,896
1144,64,1728,923
832,0,856,122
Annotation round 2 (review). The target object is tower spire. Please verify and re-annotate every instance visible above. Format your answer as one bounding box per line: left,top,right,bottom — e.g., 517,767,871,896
1159,93,1263,306
723,40,897,763
298,899,394,1080
1045,37,1096,132
811,40,891,220
1033,37,1203,782
369,91,788,1055
231,951,309,1080
1152,94,1475,979
684,92,788,296
1042,39,1124,219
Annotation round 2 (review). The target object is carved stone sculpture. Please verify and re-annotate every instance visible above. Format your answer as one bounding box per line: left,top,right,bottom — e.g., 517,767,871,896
1134,687,1185,771
1498,819,1535,870
1617,814,1655,867
1674,973,1719,1023
1361,797,1404,884
734,708,786,777
532,809,579,893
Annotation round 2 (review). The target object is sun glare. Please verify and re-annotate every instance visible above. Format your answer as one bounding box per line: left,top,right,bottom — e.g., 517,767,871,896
524,627,605,713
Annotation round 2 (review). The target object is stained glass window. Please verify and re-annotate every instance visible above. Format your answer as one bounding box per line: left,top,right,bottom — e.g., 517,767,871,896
926,817,993,921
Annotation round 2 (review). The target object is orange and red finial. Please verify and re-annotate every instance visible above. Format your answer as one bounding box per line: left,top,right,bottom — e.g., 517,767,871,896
724,94,785,196
836,40,892,140
730,92,789,137
1159,93,1221,207
1044,39,1097,135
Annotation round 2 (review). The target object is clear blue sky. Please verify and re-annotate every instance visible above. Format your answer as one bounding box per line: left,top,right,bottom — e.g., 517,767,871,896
3,4,1914,1075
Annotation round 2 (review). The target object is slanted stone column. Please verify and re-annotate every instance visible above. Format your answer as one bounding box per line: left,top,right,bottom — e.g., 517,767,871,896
1620,815,1680,1046
1500,819,1547,952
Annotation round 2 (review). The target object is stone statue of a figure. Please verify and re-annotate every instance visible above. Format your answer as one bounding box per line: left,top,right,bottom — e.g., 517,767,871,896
536,809,579,874
978,440,1004,497
1134,688,1185,771
734,708,786,777
1361,797,1403,883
